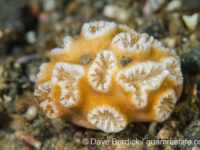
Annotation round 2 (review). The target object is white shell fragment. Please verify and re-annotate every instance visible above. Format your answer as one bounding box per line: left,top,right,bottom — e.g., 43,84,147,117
26,31,36,44
25,106,37,120
166,0,182,11
103,5,130,22
182,13,199,30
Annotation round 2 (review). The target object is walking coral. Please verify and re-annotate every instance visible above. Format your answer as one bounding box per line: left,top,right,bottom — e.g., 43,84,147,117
34,21,183,133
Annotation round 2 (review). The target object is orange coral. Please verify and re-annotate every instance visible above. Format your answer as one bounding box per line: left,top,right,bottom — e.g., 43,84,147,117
34,21,183,133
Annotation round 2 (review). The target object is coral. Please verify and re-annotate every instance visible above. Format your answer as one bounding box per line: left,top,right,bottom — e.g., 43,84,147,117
34,21,183,133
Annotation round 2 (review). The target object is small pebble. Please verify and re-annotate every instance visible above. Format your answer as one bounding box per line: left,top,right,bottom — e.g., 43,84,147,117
166,0,182,11
169,118,180,128
120,60,126,67
182,13,199,30
3,94,12,102
14,62,21,69
143,0,166,16
124,57,131,63
191,84,197,96
43,0,56,12
148,122,157,137
103,5,130,22
189,32,198,41
103,5,117,19
25,106,37,120
79,54,92,64
182,37,188,42
26,31,36,44
163,37,176,48
29,74,36,82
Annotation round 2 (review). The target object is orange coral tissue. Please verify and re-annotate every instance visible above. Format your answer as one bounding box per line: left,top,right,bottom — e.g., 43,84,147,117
34,21,183,133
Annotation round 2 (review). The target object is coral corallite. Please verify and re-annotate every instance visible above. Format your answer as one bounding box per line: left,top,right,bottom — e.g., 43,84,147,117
34,21,183,133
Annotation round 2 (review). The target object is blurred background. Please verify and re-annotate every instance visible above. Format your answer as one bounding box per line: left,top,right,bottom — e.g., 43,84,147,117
0,0,200,149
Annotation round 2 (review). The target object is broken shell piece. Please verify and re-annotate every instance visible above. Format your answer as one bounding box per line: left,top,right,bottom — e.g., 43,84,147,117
34,21,183,133
25,106,37,120
166,0,182,11
103,5,130,22
182,13,199,30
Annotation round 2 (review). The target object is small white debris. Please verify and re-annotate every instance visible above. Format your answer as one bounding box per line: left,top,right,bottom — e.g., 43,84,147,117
182,13,199,30
25,106,37,120
166,0,182,11
103,5,130,22
26,31,36,44
3,94,12,102
163,37,176,48
43,0,56,12
103,5,117,19
29,74,37,82
14,62,21,69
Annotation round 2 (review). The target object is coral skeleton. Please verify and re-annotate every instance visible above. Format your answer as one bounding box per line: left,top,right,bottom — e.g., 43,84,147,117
34,21,183,133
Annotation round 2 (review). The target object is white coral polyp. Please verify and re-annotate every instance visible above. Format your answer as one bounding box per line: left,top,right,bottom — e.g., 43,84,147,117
81,21,117,38
34,81,58,119
62,36,73,49
111,32,162,52
51,63,84,108
36,63,49,79
51,47,64,55
50,36,73,57
88,106,127,133
117,60,181,109
155,90,177,121
163,57,183,86
88,50,117,92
